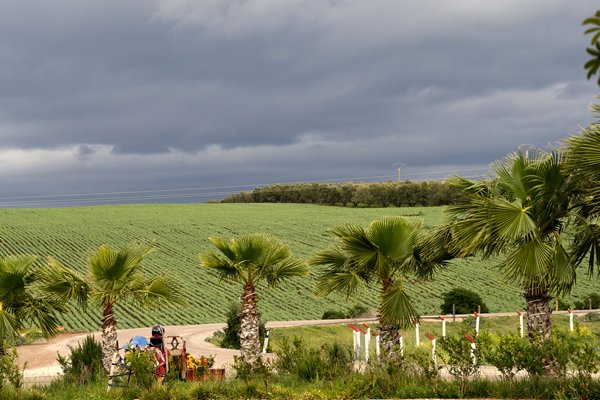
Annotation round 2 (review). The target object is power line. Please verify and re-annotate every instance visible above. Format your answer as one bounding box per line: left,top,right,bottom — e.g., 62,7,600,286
0,168,486,207
0,167,490,202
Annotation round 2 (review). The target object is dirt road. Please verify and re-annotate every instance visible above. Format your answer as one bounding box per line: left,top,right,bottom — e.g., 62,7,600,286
16,318,362,382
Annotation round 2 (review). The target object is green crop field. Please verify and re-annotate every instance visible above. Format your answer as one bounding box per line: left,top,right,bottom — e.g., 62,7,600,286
1,203,600,331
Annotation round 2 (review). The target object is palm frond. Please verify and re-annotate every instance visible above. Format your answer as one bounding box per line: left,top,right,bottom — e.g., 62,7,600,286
0,308,18,340
315,271,365,298
129,275,188,308
37,257,90,308
308,247,348,271
199,252,242,282
264,258,308,288
14,296,62,338
207,237,238,261
549,242,576,296
379,281,419,329
501,239,553,290
487,198,536,240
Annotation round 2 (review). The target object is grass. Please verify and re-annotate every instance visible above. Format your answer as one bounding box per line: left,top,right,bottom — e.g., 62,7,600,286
0,203,600,330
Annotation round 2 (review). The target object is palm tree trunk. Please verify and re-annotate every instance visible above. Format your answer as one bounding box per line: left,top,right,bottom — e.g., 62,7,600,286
239,282,261,361
101,302,118,373
524,287,559,375
378,278,400,358
524,287,552,340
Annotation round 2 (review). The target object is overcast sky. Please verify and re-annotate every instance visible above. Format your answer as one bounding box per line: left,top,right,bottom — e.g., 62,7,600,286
0,0,598,206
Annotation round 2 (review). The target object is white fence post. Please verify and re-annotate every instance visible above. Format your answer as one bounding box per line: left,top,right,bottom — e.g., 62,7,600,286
474,312,480,336
466,335,476,365
262,328,270,353
363,324,371,362
568,309,574,332
399,335,404,356
517,311,524,338
439,316,446,338
415,322,420,346
425,333,437,367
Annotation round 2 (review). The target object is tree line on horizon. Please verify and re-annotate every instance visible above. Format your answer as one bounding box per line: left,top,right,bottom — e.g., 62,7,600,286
221,180,467,207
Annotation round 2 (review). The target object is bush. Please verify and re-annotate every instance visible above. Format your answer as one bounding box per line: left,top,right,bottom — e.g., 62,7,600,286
440,288,489,314
220,303,267,350
347,304,369,318
321,304,370,320
582,311,600,322
574,293,600,310
124,349,157,389
439,332,481,397
321,310,346,319
0,347,23,389
57,335,104,384
274,337,352,382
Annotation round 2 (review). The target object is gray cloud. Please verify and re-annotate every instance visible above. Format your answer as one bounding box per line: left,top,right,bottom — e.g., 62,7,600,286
0,0,598,203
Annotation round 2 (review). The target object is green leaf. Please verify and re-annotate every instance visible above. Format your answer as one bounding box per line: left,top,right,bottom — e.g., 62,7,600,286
379,281,419,329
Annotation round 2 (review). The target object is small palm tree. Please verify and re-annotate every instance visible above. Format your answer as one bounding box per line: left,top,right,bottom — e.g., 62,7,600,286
200,233,308,360
0,255,66,354
442,150,574,340
309,217,447,356
42,243,186,371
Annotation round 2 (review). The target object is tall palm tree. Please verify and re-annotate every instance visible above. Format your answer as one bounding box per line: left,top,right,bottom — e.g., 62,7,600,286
42,243,186,372
309,216,448,356
562,122,600,273
0,255,66,354
442,150,574,340
200,233,308,360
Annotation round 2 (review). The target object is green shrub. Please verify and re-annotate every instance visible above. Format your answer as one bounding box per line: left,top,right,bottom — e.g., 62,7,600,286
321,310,346,319
273,337,352,382
124,349,156,389
440,288,489,314
220,303,267,350
232,355,273,389
574,293,600,310
439,332,480,397
346,304,369,318
57,335,104,384
0,347,23,389
581,311,600,322
479,332,526,383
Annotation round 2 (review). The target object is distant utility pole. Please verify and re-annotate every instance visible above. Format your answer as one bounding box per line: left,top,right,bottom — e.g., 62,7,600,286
518,143,535,159
393,162,406,182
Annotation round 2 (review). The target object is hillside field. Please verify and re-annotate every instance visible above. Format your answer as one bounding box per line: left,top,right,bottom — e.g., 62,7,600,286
2,203,600,331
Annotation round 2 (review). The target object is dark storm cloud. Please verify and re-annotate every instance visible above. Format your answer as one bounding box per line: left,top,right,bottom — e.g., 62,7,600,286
0,0,598,202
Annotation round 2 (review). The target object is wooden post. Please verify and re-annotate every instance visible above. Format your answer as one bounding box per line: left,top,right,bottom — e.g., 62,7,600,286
590,298,593,310
452,304,456,322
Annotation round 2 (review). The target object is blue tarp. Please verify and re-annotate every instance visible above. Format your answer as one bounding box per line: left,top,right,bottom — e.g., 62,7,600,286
123,335,150,349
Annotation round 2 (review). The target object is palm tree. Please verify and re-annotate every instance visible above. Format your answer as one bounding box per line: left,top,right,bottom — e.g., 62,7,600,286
0,255,66,354
562,122,600,274
309,216,448,356
42,243,186,372
200,233,308,360
442,150,574,340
